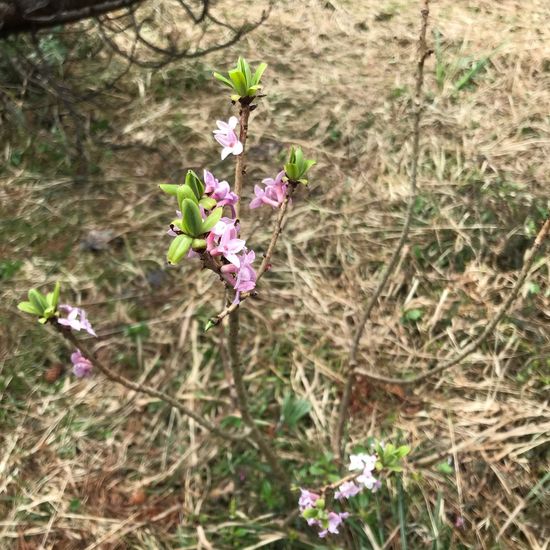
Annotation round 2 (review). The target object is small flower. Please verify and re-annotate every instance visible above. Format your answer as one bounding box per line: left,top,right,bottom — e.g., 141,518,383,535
234,249,257,293
70,349,93,378
209,226,246,267
348,453,377,472
58,305,97,337
249,171,288,209
357,471,379,490
213,116,243,160
319,512,349,538
298,488,320,511
334,481,362,500
204,170,239,209
455,516,465,529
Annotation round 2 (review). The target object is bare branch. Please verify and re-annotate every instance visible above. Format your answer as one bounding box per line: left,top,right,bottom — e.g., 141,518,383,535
54,321,242,442
0,0,144,37
355,217,550,386
332,0,432,461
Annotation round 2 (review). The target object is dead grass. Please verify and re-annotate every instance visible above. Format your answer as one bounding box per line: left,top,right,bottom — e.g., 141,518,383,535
1,0,549,548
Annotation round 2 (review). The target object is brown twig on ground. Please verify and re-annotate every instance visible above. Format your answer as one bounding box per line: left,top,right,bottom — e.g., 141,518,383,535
54,322,240,442
354,217,550,386
226,99,293,503
206,183,296,329
332,0,432,461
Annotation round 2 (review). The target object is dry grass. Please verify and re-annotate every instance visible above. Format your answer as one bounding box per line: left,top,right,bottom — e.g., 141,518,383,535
1,0,549,548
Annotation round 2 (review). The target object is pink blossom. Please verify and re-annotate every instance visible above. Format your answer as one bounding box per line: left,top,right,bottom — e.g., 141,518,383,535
204,170,239,209
70,349,93,378
234,249,257,293
334,481,362,500
319,512,349,538
209,226,245,266
249,171,288,209
213,116,243,160
298,488,320,511
58,305,97,337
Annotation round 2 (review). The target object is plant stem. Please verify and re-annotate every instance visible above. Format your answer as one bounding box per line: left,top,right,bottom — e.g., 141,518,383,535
228,309,293,502
234,101,250,220
226,98,293,504
56,324,239,441
332,0,431,461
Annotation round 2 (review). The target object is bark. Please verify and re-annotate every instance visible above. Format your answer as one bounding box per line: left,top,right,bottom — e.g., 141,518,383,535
0,0,144,37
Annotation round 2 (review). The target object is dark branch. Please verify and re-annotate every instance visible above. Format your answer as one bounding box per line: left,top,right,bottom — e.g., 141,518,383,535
0,0,144,37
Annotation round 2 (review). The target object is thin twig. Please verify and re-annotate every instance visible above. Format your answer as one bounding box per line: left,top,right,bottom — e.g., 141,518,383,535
226,99,293,503
228,308,293,502
332,0,431,461
54,323,240,442
354,217,550,386
234,102,251,219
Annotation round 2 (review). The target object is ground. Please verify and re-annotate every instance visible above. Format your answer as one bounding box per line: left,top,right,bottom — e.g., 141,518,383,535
0,0,549,548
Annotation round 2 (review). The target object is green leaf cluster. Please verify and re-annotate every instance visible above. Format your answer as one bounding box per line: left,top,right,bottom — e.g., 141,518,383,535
160,170,223,265
213,57,267,102
375,442,410,473
17,282,60,324
284,146,316,184
281,393,311,429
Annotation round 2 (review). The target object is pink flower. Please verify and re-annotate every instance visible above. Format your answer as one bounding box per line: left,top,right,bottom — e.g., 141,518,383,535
234,249,257,293
249,171,288,209
58,305,97,337
334,481,362,500
209,225,245,266
298,488,320,511
319,512,349,538
203,170,239,209
70,349,93,378
213,116,243,160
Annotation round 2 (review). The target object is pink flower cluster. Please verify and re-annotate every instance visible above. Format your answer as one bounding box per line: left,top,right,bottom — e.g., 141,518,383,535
250,170,288,209
299,452,381,538
58,305,97,378
299,489,349,538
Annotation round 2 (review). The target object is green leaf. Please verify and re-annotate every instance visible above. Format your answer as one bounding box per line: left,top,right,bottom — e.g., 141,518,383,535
247,84,261,95
181,198,203,237
228,69,248,97
281,393,311,429
167,234,192,265
201,207,223,233
199,196,217,210
159,183,180,196
28,289,47,314
176,185,197,211
252,62,267,85
302,508,319,520
46,281,60,309
403,308,423,322
18,301,41,315
191,238,207,250
239,57,252,86
213,72,234,88
396,445,411,459
436,461,454,475
185,170,205,200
